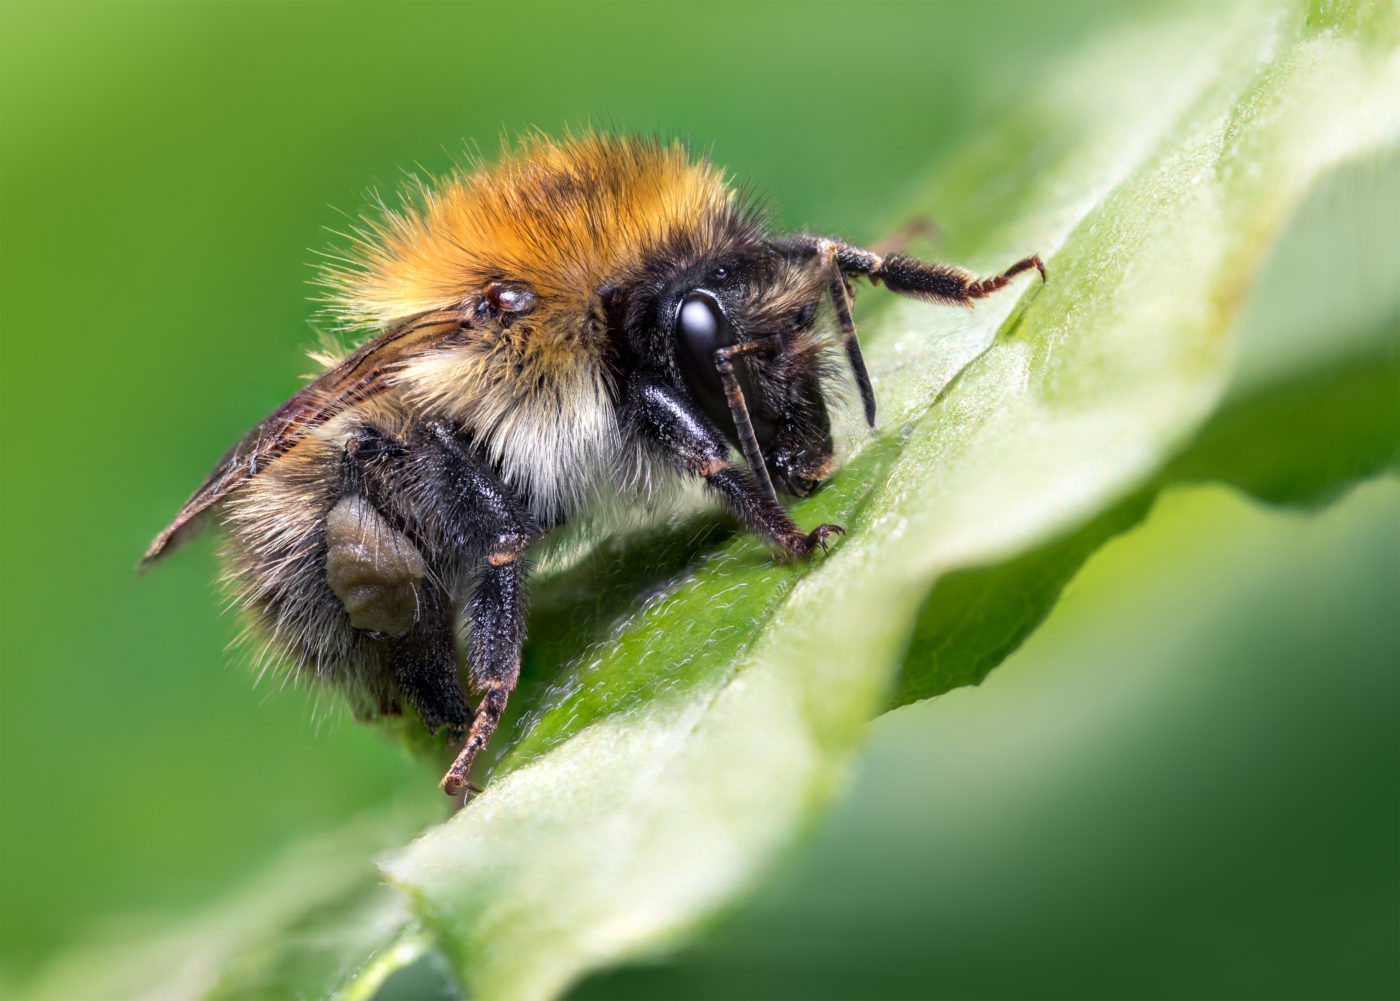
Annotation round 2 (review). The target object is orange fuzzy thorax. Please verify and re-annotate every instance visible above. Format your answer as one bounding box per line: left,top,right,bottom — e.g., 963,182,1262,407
326,134,739,331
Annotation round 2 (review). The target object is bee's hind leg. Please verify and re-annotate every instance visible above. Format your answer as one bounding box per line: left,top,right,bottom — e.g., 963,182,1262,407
331,421,534,798
326,429,473,740
384,587,473,741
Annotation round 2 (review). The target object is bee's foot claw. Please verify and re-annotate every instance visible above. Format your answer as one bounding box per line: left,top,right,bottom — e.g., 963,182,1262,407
791,523,844,558
441,773,483,798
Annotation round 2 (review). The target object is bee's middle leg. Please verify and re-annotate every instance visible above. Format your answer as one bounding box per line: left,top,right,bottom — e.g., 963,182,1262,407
440,554,525,797
419,424,534,798
385,587,473,739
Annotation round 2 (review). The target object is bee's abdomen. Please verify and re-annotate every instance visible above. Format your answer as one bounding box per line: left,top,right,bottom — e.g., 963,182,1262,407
323,494,426,638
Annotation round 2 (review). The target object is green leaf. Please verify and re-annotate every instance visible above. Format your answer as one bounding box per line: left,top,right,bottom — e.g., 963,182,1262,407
384,4,1400,1000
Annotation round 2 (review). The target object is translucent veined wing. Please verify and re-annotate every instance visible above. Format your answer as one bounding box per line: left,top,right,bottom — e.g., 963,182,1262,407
142,312,465,566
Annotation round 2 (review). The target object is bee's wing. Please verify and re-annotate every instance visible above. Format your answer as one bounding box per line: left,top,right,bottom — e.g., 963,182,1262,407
142,313,463,566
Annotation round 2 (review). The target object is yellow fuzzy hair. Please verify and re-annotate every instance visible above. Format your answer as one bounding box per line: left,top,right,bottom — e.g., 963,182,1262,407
324,133,739,331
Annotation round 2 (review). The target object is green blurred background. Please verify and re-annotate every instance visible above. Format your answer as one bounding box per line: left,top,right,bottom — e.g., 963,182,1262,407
2,1,1395,998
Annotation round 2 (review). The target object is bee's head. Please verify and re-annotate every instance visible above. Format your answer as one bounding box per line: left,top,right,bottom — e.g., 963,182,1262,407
638,245,838,497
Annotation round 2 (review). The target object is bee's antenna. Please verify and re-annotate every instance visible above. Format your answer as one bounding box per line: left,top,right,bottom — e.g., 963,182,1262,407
713,336,784,506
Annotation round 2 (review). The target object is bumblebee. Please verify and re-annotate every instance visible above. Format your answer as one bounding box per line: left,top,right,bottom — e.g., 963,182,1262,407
144,134,1043,796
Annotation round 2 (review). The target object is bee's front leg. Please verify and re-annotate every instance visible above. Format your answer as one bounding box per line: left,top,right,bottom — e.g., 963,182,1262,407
627,375,842,559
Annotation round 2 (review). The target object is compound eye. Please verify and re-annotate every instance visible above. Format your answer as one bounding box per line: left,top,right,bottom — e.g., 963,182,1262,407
675,290,734,397
677,291,723,342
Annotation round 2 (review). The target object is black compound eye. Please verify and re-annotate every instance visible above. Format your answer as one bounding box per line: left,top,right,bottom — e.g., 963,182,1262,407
673,287,779,457
677,291,723,342
675,290,735,398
